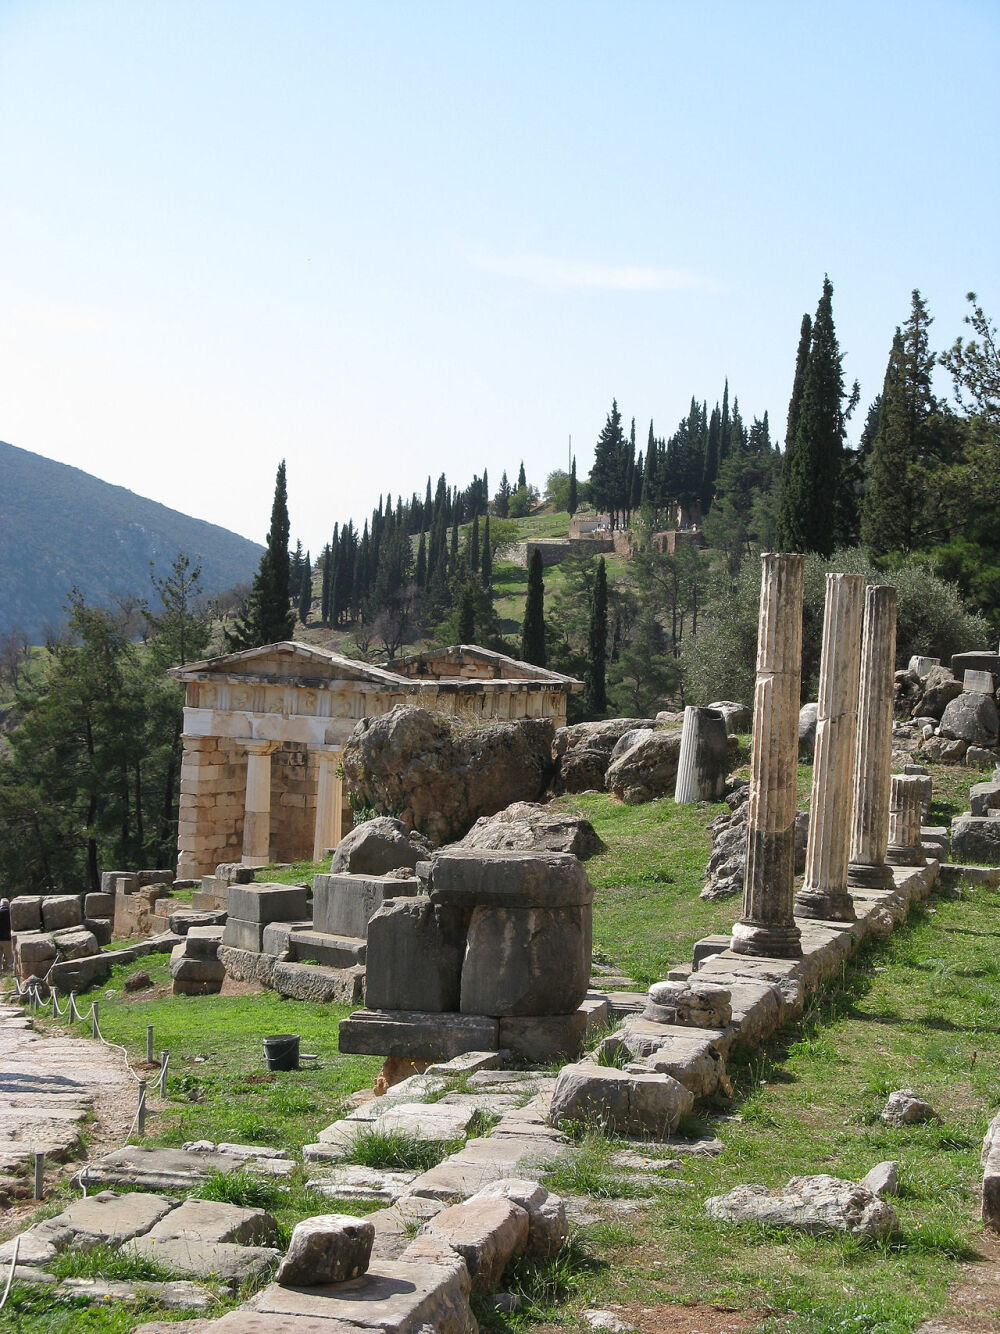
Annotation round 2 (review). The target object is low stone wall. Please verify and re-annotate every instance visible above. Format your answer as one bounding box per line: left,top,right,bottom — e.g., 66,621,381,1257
504,538,614,569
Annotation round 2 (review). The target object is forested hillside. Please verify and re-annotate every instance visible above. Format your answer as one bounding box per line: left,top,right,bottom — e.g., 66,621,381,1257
0,441,263,639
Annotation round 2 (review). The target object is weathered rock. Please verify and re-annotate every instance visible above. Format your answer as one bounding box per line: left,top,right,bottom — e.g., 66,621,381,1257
605,730,682,804
329,817,432,875
41,896,84,931
645,980,732,1028
553,718,655,758
881,1088,936,1126
15,932,57,972
218,944,277,987
967,746,999,769
458,802,605,860
939,692,999,746
312,872,419,938
705,1174,897,1238
916,666,963,719
338,1009,499,1061
920,735,968,764
497,1011,587,1063
271,960,364,1004
461,905,591,1016
707,701,752,735
275,1213,374,1286
472,1178,568,1259
10,895,43,933
970,781,1000,817
860,1161,899,1198
552,746,611,794
343,705,555,844
84,892,115,918
365,898,468,1013
424,1196,529,1291
981,1110,1000,1231
548,1062,694,1136
797,702,819,761
50,926,99,959
429,848,593,907
0,1191,178,1266
583,1310,636,1332
124,970,153,992
951,816,1000,865
608,728,656,762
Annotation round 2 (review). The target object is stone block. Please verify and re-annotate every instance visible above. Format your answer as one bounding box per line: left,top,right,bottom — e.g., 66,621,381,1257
970,781,1000,817
692,935,732,969
951,816,1000,865
124,1236,280,1282
429,849,594,908
178,926,223,959
222,917,266,952
424,1196,529,1292
84,918,113,947
272,960,364,1004
84,893,115,918
48,953,114,992
10,895,42,933
288,928,366,968
15,932,57,970
168,909,227,935
0,1191,178,1265
645,980,732,1028
950,650,1000,683
472,1178,568,1259
102,872,138,894
41,896,83,931
275,1213,375,1286
218,945,277,988
137,871,174,887
338,1010,499,1062
365,898,469,1013
497,1011,587,1063
227,883,309,924
52,927,99,959
548,1061,694,1137
261,919,312,958
312,872,420,938
460,905,591,1016
169,953,225,984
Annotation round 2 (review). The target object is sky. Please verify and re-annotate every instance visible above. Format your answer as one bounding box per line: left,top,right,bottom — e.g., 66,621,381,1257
1,1,998,553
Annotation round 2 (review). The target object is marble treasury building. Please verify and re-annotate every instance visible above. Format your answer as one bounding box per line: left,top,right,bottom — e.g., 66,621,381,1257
170,642,580,879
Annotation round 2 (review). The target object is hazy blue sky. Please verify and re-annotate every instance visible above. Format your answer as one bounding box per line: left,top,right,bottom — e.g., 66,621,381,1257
1,1,997,552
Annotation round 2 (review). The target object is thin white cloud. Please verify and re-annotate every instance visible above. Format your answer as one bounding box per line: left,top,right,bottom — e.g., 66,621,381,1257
470,249,721,293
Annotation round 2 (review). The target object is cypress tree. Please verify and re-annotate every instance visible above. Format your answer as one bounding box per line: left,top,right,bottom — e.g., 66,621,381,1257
320,542,332,624
297,552,312,624
521,548,546,666
458,585,477,642
778,279,846,557
784,313,813,450
415,531,427,588
586,557,608,716
470,513,480,572
481,513,493,586
226,460,295,649
720,380,732,463
568,457,578,516
517,460,527,490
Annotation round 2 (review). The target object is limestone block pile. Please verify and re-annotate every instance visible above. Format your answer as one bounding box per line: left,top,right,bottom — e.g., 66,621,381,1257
949,763,1000,866
109,869,176,939
339,849,595,1064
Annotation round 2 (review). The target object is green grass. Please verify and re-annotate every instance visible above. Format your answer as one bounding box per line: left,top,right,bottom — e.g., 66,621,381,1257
57,954,380,1154
345,1126,462,1172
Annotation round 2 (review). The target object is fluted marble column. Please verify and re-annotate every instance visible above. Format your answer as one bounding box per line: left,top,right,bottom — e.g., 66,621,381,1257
795,574,865,921
848,585,897,890
885,774,926,866
312,746,344,862
732,553,804,959
241,741,279,867
675,706,730,803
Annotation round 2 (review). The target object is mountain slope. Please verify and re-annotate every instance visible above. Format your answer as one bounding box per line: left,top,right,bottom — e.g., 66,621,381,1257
0,440,264,639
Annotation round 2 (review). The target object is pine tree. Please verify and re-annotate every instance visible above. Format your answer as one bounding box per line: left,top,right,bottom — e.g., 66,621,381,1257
297,552,312,624
495,471,511,518
586,557,608,716
777,279,847,557
568,457,578,516
521,548,546,666
590,399,627,527
226,460,295,649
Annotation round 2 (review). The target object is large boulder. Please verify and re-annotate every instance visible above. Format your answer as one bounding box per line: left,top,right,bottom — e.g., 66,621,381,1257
341,706,554,845
915,666,962,719
706,701,752,735
951,816,1000,865
605,730,682,804
798,703,819,760
552,747,611,795
458,802,605,860
551,719,657,795
939,693,999,747
330,817,432,874
705,1174,897,1239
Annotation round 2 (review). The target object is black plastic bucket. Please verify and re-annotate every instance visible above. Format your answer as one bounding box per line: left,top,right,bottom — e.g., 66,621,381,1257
263,1033,300,1071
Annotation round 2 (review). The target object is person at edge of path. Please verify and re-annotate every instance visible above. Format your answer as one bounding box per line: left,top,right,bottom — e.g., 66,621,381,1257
0,899,11,973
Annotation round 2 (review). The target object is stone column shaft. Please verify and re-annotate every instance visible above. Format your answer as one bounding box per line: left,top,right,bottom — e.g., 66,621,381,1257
796,574,865,921
675,706,730,804
312,748,344,863
241,741,278,867
849,585,897,889
885,774,926,867
732,553,804,959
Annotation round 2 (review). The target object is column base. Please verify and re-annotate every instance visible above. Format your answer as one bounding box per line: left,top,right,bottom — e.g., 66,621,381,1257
241,855,269,869
885,846,926,868
793,886,857,922
731,918,802,958
847,861,895,890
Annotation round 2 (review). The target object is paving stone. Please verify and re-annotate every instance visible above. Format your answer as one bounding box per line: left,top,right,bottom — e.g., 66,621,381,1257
246,1257,476,1333
125,1236,282,1283
76,1144,294,1191
424,1195,529,1291
0,1190,178,1265
305,1164,419,1201
141,1198,278,1247
408,1134,572,1201
55,1277,215,1309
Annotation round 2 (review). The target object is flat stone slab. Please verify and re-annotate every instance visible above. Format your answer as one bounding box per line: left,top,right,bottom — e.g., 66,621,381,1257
125,1235,281,1283
0,1190,177,1265
142,1198,277,1247
55,1277,215,1309
305,1165,419,1201
339,1010,500,1062
77,1144,294,1191
408,1134,572,1201
246,1258,475,1333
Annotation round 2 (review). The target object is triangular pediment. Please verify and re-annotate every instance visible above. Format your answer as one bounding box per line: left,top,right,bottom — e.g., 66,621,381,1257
169,641,409,687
